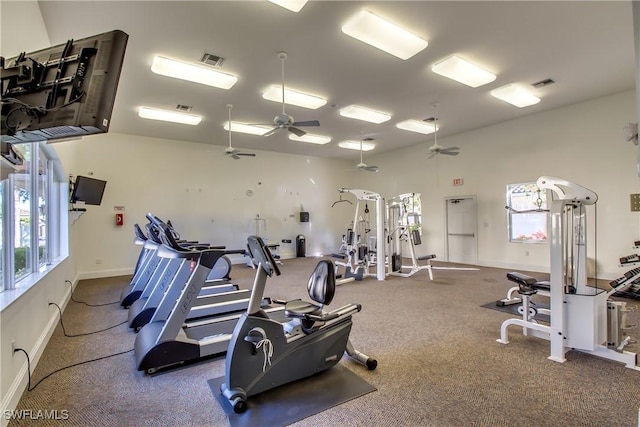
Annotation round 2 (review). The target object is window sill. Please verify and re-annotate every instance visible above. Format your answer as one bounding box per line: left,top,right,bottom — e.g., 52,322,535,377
0,255,69,312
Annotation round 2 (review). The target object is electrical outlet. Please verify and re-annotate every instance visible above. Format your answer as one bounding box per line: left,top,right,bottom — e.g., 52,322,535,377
631,194,640,212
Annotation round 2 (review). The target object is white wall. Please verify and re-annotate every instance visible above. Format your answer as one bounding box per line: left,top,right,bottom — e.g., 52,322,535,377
53,134,355,278
0,0,50,57
359,90,638,279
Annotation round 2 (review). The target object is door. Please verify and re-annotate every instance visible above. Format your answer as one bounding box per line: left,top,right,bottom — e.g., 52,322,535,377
445,196,478,264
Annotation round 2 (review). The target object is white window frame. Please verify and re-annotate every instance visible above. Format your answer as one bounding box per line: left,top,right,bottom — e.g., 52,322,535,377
1,141,67,293
506,182,548,243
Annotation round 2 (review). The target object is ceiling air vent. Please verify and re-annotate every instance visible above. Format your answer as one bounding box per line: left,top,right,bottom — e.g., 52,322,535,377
200,53,225,67
176,105,193,112
531,78,555,88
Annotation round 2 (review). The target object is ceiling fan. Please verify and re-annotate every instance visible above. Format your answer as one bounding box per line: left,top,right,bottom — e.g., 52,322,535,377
423,116,460,159
257,51,320,137
355,137,379,172
224,104,256,160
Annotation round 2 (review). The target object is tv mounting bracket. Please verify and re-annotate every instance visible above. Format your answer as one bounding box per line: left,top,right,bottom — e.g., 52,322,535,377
1,39,97,134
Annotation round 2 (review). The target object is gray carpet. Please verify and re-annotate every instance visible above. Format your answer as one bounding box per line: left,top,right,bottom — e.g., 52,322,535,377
8,259,640,427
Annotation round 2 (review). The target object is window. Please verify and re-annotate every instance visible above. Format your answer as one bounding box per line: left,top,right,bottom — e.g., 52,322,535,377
37,148,49,268
12,144,32,282
507,182,547,242
1,141,66,292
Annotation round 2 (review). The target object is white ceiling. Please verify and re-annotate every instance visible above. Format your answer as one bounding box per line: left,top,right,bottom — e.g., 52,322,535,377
35,1,636,160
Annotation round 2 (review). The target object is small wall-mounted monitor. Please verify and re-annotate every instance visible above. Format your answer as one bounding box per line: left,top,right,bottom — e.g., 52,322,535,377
71,175,107,206
1,29,128,143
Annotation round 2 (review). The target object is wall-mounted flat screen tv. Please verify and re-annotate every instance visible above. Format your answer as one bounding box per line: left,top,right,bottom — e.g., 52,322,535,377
1,29,128,143
71,175,107,206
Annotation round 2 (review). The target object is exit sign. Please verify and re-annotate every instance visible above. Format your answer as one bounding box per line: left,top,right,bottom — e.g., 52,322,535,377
453,178,464,186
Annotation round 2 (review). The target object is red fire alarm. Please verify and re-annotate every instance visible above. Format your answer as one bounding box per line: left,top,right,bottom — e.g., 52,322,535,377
115,213,124,226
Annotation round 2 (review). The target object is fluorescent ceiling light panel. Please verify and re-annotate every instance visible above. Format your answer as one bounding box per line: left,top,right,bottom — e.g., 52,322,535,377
223,121,272,136
289,133,332,144
262,85,327,109
490,84,540,108
138,107,202,125
395,120,437,135
268,0,308,12
151,56,238,89
431,55,496,88
339,105,391,124
341,10,428,60
338,140,375,151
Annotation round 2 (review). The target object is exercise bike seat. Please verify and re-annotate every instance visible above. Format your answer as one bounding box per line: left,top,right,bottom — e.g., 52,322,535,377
285,260,337,322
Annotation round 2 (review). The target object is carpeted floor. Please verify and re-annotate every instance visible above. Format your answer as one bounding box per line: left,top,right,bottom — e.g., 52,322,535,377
8,258,640,427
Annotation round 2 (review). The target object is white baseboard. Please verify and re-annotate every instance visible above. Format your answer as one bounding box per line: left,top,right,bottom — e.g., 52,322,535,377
1,286,72,427
77,268,134,280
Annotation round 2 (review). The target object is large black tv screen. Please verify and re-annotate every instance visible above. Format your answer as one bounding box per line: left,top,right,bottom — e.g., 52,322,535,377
71,175,107,206
1,30,128,143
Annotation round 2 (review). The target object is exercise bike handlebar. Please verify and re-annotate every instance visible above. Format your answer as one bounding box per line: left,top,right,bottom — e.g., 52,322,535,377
247,235,281,277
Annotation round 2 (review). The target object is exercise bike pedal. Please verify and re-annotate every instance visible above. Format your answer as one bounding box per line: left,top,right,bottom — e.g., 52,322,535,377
243,327,267,355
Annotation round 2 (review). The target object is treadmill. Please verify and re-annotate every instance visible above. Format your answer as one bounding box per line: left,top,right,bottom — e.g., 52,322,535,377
120,218,235,309
127,242,249,330
134,215,286,374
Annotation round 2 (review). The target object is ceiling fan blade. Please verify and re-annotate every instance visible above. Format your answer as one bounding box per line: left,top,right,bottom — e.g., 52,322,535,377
427,152,437,160
292,120,320,127
237,153,256,157
288,127,306,137
365,165,379,172
263,128,278,137
231,154,240,160
440,146,460,152
440,151,460,156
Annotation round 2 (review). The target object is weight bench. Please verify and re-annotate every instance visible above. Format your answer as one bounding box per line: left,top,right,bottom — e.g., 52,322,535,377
496,272,550,306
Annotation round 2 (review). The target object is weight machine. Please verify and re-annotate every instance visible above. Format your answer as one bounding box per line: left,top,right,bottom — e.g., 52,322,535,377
331,188,386,281
497,176,639,370
386,194,436,280
245,214,282,267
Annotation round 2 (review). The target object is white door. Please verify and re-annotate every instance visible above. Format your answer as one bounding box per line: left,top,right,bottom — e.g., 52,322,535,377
445,196,478,264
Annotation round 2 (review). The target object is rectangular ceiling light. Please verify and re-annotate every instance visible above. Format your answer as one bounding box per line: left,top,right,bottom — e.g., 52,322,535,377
223,121,272,136
138,106,202,125
490,84,541,108
262,85,327,109
268,0,308,12
151,56,238,89
289,133,331,144
341,10,428,60
431,55,496,88
338,140,375,151
395,119,437,135
339,105,391,124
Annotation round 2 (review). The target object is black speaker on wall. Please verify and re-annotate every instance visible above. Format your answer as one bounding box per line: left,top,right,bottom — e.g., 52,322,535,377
300,212,310,223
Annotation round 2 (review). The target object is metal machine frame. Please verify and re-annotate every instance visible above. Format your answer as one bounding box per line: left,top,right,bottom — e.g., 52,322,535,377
497,176,638,370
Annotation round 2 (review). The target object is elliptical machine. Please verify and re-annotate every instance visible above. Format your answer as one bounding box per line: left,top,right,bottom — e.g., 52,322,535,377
220,236,377,413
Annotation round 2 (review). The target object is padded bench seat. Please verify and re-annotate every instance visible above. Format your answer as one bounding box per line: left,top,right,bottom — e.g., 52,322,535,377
507,272,550,295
